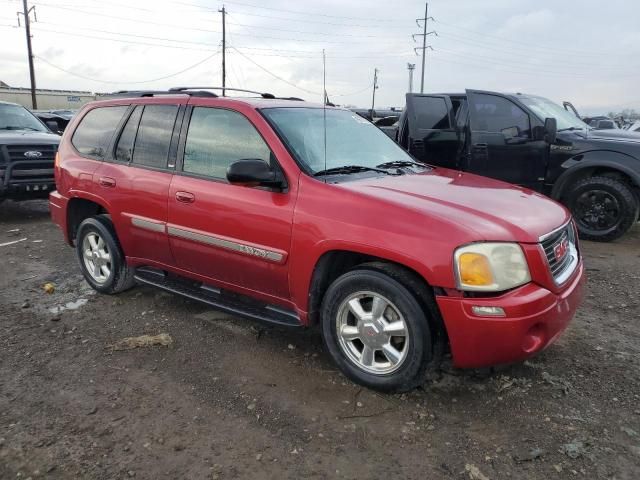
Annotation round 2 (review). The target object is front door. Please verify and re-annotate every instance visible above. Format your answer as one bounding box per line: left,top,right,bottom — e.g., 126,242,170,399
465,89,547,191
167,105,295,301
401,94,459,169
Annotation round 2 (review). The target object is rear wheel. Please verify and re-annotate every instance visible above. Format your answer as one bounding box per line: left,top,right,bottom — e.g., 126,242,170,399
76,216,135,294
567,176,639,242
321,266,433,392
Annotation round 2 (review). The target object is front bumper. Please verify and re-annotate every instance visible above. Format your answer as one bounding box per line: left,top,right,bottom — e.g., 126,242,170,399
436,260,585,368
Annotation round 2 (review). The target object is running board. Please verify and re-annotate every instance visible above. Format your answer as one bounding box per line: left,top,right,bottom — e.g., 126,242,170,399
134,267,302,328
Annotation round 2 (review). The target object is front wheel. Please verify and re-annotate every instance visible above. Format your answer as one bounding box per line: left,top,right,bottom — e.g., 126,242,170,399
566,176,639,242
321,266,433,392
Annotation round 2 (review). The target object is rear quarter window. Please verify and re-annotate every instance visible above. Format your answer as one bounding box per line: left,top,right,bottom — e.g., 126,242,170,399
71,106,128,159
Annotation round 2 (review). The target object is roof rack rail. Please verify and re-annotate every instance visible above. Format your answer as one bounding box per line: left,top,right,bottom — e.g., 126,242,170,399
169,86,277,99
102,90,217,99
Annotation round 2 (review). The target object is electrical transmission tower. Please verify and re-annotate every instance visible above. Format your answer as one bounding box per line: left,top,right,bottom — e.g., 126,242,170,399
413,2,436,93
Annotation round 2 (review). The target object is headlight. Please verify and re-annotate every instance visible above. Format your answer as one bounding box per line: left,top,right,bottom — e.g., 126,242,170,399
454,242,531,292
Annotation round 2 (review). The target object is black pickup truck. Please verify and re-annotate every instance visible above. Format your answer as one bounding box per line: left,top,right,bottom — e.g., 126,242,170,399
394,90,640,242
0,101,60,203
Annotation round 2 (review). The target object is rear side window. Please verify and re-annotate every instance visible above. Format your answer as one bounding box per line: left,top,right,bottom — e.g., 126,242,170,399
114,106,143,163
183,107,270,179
72,106,127,159
413,96,451,130
131,105,179,169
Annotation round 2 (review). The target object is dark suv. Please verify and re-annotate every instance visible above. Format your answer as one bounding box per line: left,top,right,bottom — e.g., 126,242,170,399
50,88,584,392
0,101,59,202
396,90,640,241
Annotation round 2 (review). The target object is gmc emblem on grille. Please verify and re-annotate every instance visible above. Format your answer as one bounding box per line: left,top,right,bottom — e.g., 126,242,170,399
554,238,569,261
24,151,43,158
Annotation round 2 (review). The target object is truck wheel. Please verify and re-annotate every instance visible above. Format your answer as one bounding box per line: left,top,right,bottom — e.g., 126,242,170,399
75,216,135,294
320,267,433,392
567,176,639,242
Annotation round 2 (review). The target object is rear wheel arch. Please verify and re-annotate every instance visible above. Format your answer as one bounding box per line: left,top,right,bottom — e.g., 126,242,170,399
66,197,110,245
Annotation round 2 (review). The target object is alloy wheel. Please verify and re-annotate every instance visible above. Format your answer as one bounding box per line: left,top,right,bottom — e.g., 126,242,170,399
82,232,112,284
336,291,409,375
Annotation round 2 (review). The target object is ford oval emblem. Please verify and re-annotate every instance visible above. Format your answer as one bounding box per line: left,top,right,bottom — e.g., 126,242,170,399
24,151,43,158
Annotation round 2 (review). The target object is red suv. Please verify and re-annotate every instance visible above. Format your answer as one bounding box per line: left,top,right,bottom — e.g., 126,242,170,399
49,88,585,391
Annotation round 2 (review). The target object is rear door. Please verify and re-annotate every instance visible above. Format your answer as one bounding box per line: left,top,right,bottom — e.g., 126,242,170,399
465,89,547,190
400,94,459,169
95,100,186,266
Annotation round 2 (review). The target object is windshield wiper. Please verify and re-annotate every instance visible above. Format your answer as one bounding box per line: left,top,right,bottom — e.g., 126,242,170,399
314,165,400,177
0,126,41,131
376,160,429,169
557,126,584,132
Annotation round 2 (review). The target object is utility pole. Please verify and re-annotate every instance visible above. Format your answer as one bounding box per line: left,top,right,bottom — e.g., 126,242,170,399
218,4,226,96
413,2,436,93
18,0,37,109
407,63,415,93
370,68,378,117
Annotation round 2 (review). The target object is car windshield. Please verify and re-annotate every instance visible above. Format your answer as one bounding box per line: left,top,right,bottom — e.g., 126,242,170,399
262,107,416,175
0,104,48,132
519,95,589,131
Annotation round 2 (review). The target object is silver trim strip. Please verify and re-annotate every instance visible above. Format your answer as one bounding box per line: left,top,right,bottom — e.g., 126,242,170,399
538,219,572,242
130,216,166,233
167,226,284,263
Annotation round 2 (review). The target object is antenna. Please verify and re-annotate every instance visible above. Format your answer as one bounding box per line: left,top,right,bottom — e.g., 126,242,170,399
322,49,327,184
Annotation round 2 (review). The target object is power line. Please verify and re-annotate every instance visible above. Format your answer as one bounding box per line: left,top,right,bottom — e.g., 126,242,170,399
441,31,636,68
433,19,632,58
34,51,220,84
230,46,320,96
177,0,409,23
29,3,215,34
27,26,217,51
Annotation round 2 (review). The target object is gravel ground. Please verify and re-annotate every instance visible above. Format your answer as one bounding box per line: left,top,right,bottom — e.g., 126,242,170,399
1,199,639,480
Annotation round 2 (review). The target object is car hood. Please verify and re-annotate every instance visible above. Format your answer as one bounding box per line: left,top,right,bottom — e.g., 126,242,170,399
0,130,60,145
584,128,640,143
340,168,570,243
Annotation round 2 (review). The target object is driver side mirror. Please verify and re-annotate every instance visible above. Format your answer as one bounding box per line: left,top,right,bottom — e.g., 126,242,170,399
227,159,285,190
543,117,557,144
45,120,60,133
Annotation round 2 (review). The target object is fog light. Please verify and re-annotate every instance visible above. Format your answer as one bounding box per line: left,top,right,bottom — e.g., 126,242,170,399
471,306,505,317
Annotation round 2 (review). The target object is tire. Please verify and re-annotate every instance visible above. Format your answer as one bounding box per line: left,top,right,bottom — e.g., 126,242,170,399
75,215,135,294
320,264,434,392
566,176,639,242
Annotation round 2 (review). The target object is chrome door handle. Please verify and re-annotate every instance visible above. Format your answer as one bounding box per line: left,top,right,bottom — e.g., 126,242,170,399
175,191,195,203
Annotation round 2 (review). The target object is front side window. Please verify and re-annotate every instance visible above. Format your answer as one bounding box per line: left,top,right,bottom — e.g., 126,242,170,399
471,94,531,138
131,105,178,169
262,107,416,174
0,103,48,132
72,106,128,159
183,107,270,179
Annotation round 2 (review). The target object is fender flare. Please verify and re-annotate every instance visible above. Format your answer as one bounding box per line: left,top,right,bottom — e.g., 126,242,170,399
551,150,640,200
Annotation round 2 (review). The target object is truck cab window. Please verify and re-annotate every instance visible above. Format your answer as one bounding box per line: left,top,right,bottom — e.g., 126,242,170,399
413,96,451,130
472,94,530,139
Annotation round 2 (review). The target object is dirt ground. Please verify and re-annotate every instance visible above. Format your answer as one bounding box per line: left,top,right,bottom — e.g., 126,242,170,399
0,199,639,480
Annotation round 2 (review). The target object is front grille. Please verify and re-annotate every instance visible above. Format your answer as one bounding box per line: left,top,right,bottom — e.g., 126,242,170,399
5,144,57,162
540,222,579,284
0,144,57,185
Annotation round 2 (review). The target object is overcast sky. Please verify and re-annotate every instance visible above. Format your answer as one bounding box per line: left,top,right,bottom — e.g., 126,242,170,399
1,0,638,114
